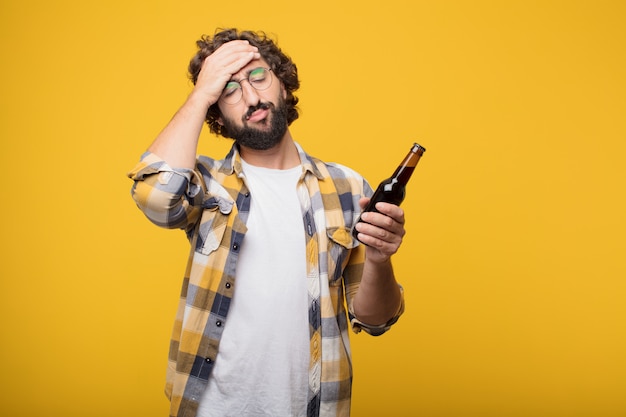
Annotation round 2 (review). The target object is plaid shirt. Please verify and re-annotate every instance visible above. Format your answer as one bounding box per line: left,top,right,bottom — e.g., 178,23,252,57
128,143,404,417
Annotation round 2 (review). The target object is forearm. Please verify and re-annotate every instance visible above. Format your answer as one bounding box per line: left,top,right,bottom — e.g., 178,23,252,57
146,40,261,169
148,90,212,169
352,258,402,326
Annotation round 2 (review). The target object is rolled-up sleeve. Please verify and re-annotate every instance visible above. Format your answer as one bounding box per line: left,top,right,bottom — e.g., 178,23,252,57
349,285,405,336
127,152,204,231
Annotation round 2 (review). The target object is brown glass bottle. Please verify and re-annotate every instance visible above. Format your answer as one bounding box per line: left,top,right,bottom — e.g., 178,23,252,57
352,142,426,241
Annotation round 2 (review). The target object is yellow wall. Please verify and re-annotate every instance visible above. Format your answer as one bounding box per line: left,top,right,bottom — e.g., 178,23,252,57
1,1,625,416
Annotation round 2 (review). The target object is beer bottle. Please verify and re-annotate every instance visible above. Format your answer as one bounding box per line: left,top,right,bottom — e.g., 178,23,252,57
352,142,426,242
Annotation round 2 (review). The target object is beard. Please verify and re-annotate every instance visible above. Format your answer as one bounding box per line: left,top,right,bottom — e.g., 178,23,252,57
220,98,289,151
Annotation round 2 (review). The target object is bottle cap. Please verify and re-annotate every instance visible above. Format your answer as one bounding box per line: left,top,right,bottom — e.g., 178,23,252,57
412,143,426,154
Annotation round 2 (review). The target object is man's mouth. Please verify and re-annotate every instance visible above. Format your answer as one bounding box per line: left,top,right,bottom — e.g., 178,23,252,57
245,103,271,123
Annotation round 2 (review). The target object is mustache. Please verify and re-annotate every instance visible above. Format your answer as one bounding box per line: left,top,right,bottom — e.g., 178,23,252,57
244,102,271,120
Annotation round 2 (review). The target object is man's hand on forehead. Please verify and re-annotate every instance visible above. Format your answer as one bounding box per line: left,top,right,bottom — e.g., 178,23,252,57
192,40,261,105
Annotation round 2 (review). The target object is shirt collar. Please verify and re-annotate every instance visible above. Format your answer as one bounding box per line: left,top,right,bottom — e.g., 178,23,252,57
220,141,325,180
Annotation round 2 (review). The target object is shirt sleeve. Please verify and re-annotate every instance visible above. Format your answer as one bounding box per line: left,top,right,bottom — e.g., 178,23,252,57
349,283,405,336
127,151,204,232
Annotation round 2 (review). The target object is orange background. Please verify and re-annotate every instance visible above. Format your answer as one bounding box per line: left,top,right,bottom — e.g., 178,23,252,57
1,1,625,416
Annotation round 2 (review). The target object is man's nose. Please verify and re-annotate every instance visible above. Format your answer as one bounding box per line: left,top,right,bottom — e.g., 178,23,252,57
240,81,260,107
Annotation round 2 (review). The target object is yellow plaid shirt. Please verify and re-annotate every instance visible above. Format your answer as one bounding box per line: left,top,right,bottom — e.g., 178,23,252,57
128,143,404,417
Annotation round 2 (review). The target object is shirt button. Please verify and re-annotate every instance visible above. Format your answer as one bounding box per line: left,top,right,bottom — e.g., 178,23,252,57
225,282,231,289
205,357,212,363
216,321,222,327
232,243,239,251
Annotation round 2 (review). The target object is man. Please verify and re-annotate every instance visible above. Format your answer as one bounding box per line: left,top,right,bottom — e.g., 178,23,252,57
128,28,407,417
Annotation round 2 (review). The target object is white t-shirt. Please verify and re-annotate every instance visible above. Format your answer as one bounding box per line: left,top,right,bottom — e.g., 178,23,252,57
197,160,310,417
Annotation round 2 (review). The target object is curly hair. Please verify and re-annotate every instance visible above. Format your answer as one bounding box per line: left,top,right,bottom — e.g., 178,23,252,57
188,28,300,137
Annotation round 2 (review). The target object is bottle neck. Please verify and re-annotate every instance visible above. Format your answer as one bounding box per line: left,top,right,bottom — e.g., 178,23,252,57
392,145,424,184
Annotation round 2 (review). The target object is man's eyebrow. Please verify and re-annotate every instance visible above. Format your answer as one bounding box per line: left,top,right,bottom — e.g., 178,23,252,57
230,66,263,82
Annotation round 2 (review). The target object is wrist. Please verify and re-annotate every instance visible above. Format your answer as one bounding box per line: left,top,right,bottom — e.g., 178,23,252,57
365,247,393,265
187,88,217,112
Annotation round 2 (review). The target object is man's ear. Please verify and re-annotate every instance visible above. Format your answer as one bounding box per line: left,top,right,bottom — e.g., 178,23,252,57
217,116,224,126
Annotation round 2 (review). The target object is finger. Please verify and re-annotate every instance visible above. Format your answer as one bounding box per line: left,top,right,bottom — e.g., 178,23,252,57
354,220,404,244
357,230,401,258
211,40,258,57
359,211,405,237
204,52,259,78
209,40,260,69
371,202,405,224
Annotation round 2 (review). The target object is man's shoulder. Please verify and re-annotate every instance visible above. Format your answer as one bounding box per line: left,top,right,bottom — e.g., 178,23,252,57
305,151,374,198
197,154,223,170
196,147,237,177
313,159,367,189
323,161,364,181
296,142,364,182
310,158,371,200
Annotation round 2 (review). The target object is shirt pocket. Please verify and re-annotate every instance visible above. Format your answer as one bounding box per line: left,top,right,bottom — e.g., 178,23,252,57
326,226,358,285
194,196,233,255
